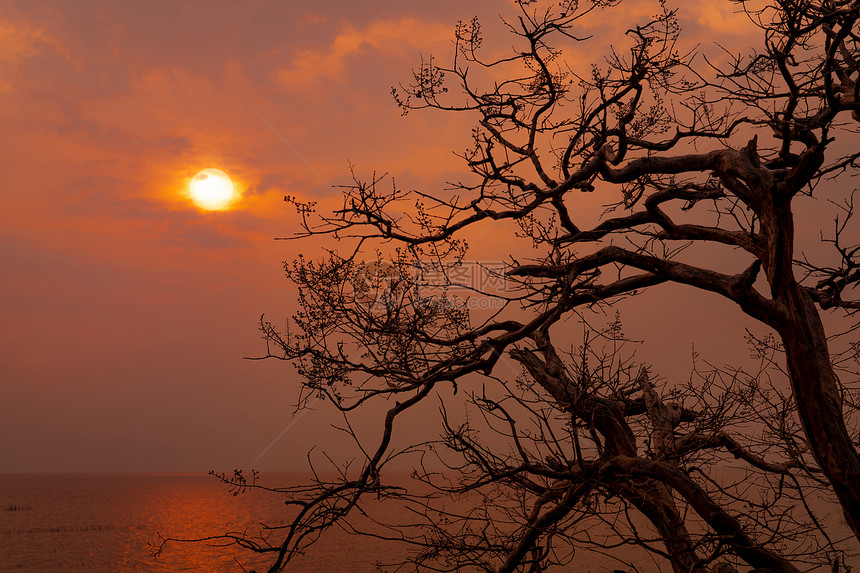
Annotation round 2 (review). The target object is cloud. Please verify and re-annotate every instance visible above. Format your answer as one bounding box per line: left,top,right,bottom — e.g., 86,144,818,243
156,134,191,153
0,12,65,63
243,172,294,196
685,3,758,36
276,17,450,87
164,220,248,249
0,13,66,92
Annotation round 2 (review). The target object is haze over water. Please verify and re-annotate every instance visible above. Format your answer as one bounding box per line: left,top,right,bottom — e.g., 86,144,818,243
2,473,855,572
0,473,684,572
0,473,395,573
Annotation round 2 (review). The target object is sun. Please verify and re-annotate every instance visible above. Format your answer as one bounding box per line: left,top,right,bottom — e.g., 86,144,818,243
190,168,234,210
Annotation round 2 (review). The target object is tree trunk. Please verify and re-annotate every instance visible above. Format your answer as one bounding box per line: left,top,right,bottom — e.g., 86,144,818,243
776,285,860,540
622,481,702,573
512,346,703,571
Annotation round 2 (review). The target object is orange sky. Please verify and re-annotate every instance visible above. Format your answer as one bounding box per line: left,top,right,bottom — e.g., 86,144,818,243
0,0,765,473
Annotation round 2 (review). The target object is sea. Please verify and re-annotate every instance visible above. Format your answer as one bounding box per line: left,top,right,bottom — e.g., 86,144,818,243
1,473,857,572
0,472,404,573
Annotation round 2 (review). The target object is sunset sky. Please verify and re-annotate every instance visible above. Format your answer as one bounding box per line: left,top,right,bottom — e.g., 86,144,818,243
1,0,764,473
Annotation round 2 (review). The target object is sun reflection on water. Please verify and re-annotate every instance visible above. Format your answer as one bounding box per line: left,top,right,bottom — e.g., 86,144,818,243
0,474,294,572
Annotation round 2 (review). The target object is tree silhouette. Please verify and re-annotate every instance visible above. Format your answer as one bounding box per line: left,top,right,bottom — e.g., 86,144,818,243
160,0,860,570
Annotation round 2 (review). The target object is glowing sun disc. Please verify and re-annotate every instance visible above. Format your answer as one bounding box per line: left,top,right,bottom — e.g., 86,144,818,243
190,168,234,210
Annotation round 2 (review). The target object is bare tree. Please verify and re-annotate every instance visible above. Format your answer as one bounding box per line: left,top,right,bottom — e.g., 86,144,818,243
159,0,860,570
168,315,851,571
376,319,847,573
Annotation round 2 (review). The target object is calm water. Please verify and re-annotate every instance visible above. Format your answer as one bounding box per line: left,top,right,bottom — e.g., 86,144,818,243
0,473,654,572
0,473,402,573
1,473,856,572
